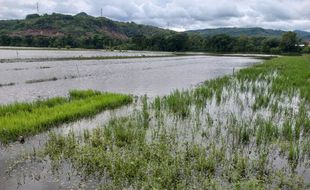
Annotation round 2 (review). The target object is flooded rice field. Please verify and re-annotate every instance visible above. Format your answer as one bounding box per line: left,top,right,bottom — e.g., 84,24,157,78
0,52,264,189
0,48,171,60
0,53,263,189
3,52,309,189
0,55,260,104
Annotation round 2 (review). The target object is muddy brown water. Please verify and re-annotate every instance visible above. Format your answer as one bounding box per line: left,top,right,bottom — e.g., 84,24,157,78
0,53,261,189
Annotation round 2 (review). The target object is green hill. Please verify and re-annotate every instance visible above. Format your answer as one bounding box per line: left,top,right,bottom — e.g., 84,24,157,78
187,27,310,41
0,14,308,53
0,12,174,40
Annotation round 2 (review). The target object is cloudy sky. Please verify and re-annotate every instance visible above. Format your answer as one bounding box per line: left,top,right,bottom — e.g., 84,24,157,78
0,0,309,32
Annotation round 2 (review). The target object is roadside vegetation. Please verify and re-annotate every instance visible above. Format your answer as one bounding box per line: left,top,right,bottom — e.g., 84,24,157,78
41,55,310,189
0,90,132,143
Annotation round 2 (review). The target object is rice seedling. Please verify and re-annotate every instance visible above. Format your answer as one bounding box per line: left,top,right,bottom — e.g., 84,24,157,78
0,90,132,143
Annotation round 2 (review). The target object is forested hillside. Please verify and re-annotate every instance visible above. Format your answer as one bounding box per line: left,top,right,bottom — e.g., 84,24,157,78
0,13,309,54
0,12,175,49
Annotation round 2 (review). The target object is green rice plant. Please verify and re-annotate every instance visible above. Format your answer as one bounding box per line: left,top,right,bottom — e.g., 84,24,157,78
68,89,102,100
256,151,269,179
253,94,270,111
141,95,150,128
163,89,192,118
103,117,146,147
288,142,300,168
195,153,216,176
0,97,67,117
238,125,251,145
302,138,310,157
282,121,293,142
230,153,249,182
194,76,230,108
256,121,278,145
153,96,161,118
233,179,264,190
0,90,132,143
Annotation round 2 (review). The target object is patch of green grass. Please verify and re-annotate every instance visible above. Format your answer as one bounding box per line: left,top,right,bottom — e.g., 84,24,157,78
0,90,132,143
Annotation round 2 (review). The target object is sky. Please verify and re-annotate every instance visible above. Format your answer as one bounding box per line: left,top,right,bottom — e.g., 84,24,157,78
0,0,309,32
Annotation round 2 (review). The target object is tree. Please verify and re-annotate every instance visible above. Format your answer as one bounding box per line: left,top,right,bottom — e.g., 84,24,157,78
149,34,167,51
24,35,34,46
132,35,147,50
33,36,50,47
208,34,235,52
63,35,76,48
26,14,40,20
0,35,11,46
187,34,206,51
234,36,250,52
262,38,281,53
166,33,189,51
280,32,299,53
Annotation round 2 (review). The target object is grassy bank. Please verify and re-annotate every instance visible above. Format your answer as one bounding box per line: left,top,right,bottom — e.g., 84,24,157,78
0,90,132,143
41,56,310,189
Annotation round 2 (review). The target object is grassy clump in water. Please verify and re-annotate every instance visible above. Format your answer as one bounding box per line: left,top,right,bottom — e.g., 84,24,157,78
44,112,304,189
0,90,132,143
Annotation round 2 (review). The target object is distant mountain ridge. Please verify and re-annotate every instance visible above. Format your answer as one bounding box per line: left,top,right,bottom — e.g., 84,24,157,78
1,13,310,42
187,27,310,41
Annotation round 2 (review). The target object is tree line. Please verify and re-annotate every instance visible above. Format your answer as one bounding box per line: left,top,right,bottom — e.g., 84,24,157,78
0,31,308,54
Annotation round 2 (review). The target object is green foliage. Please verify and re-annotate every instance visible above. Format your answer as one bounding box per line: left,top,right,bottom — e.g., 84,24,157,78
25,14,40,20
280,32,300,53
207,34,236,52
303,46,310,53
262,38,281,53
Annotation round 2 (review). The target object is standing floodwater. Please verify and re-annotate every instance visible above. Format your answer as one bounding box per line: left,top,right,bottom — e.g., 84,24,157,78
0,55,261,104
0,52,263,190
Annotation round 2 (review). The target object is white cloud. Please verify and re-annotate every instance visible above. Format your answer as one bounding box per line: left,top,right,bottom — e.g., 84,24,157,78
0,0,309,32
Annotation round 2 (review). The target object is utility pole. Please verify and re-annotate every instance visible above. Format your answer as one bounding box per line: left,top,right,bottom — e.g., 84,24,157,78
101,8,103,17
36,2,39,14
